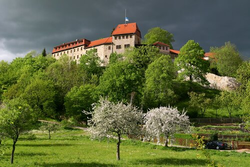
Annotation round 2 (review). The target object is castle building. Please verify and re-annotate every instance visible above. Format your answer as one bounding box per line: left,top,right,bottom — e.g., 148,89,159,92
52,22,179,63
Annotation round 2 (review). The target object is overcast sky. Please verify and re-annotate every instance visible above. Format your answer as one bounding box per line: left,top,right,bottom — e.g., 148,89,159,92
0,0,250,62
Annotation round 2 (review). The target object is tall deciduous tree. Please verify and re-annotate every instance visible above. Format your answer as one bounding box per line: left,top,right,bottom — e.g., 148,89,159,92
98,61,141,104
79,49,103,84
175,40,209,85
99,46,162,105
88,98,143,160
144,27,175,49
210,42,242,77
219,91,241,118
64,84,97,122
236,61,250,90
0,98,36,164
21,78,56,118
143,55,176,109
144,107,190,147
188,92,212,117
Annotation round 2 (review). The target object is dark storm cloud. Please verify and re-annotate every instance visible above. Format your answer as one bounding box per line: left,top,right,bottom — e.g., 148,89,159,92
0,0,250,61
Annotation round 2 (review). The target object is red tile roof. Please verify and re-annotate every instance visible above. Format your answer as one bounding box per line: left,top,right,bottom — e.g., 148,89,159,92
170,49,180,54
88,37,112,47
153,41,170,47
204,52,215,58
112,23,141,37
52,39,90,53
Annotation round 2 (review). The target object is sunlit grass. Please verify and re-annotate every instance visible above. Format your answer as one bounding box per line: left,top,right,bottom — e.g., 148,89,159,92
0,129,249,167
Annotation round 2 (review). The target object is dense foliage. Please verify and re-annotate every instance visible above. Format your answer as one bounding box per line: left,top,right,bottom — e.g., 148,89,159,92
0,40,248,124
144,27,175,49
210,42,243,77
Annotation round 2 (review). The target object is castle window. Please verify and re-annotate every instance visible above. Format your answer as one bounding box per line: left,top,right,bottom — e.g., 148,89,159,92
119,36,121,39
77,55,79,59
105,55,108,58
115,36,117,40
159,46,161,50
122,36,125,39
74,49,75,52
108,46,111,50
130,35,132,38
77,48,79,51
73,56,75,59
116,45,121,49
126,35,128,39
124,44,130,48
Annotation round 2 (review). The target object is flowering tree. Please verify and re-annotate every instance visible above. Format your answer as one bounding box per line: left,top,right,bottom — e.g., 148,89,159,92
144,107,190,147
87,98,143,160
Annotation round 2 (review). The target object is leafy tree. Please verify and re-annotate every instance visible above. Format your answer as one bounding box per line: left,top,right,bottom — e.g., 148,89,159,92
188,92,212,117
144,27,175,49
211,95,221,118
108,52,123,65
98,61,141,105
0,98,36,164
79,49,103,84
241,81,250,114
236,61,250,90
143,55,176,109
64,84,97,122
88,98,143,160
0,61,9,100
175,40,209,85
21,78,56,118
219,91,241,118
46,55,83,115
40,122,60,139
144,106,190,147
210,42,242,77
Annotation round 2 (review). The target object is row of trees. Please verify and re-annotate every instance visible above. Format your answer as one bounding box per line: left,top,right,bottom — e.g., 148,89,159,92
87,98,190,160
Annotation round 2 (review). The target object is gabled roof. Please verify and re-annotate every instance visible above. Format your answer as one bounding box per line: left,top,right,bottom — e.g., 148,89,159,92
112,23,141,37
88,37,112,47
153,41,170,47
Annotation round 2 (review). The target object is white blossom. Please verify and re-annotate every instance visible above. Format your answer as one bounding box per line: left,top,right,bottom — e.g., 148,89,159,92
144,106,190,146
87,98,143,160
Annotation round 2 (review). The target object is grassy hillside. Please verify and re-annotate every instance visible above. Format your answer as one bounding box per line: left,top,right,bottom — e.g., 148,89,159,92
1,129,249,167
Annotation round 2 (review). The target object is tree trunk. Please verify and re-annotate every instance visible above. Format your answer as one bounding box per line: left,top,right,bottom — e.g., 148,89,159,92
189,75,192,82
164,135,169,147
117,133,121,160
49,130,51,139
11,139,17,164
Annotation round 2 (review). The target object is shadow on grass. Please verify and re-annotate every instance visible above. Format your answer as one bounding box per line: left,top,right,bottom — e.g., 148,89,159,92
17,143,74,147
133,157,207,166
39,162,116,167
4,152,47,157
164,147,196,152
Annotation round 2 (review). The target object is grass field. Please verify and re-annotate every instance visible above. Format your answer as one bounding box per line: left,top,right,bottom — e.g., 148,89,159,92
0,129,250,167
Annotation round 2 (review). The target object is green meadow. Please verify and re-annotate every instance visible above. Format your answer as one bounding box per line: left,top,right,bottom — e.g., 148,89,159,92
1,129,249,167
